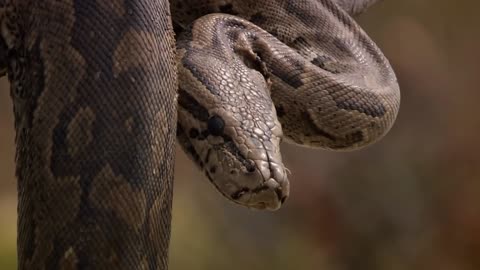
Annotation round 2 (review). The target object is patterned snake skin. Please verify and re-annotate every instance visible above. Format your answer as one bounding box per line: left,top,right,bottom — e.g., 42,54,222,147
0,0,398,269
1,0,177,269
173,0,399,210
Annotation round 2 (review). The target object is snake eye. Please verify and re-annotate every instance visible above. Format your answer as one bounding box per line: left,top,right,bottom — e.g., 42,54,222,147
207,115,225,136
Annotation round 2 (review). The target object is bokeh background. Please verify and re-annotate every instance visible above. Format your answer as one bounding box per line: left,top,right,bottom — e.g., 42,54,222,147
1,0,479,269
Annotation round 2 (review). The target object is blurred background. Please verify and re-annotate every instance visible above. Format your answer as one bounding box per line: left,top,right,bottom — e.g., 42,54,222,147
1,0,479,269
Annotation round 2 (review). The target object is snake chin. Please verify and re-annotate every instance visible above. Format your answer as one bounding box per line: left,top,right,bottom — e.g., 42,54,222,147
232,177,290,211
217,174,289,211
204,146,289,211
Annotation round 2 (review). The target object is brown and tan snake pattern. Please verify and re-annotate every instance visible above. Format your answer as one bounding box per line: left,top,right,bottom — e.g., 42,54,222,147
0,0,398,269
1,0,177,269
174,0,399,210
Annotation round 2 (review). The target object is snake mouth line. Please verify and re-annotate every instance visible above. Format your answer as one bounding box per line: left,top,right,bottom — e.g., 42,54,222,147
231,183,286,204
205,171,284,210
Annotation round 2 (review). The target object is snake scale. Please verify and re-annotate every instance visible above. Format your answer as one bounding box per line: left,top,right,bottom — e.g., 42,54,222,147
0,0,399,269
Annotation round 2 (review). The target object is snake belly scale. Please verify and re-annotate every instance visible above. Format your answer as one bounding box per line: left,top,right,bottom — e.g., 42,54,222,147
173,0,400,210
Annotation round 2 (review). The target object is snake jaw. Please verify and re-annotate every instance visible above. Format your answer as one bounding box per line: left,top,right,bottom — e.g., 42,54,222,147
234,180,285,211
227,149,289,211
231,176,288,211
210,146,289,211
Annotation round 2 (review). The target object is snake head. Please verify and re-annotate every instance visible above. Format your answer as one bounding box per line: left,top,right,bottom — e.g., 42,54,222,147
176,48,289,210
177,96,289,210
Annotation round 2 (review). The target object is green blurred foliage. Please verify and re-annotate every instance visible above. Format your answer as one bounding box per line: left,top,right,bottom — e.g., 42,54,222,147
1,0,480,269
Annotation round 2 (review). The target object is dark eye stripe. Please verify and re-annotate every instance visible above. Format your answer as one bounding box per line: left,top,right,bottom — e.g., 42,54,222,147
178,88,210,122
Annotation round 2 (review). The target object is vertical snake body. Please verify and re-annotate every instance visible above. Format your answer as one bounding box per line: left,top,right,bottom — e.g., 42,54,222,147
1,0,177,268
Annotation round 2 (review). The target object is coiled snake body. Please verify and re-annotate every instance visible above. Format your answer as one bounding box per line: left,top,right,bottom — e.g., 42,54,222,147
1,0,399,268
174,0,399,210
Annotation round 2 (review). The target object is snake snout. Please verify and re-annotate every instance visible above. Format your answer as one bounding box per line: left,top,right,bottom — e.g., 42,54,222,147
230,176,289,211
234,162,290,211
244,152,290,210
247,185,287,211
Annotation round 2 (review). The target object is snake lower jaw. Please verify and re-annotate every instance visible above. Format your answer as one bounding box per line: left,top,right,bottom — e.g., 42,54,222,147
234,179,289,211
239,157,290,210
230,172,290,211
